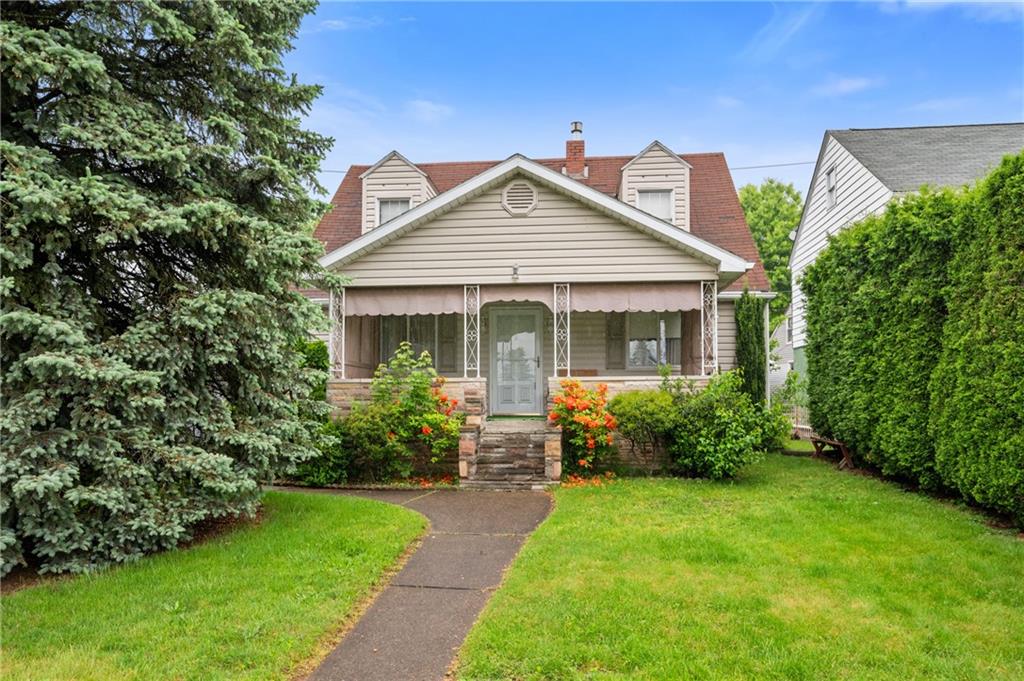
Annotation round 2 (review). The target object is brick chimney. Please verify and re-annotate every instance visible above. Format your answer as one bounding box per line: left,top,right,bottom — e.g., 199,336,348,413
564,121,586,177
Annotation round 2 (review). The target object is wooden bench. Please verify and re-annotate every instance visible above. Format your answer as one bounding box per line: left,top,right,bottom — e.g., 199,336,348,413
810,435,854,470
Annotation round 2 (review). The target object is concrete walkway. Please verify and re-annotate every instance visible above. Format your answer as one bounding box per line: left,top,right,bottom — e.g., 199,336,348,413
306,488,551,681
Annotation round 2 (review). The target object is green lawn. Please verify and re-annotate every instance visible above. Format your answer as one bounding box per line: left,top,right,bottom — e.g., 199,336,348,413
783,437,816,453
458,455,1024,680
2,491,424,681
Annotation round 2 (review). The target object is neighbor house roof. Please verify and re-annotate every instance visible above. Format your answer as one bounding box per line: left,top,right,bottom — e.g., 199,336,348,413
313,150,769,291
830,122,1024,192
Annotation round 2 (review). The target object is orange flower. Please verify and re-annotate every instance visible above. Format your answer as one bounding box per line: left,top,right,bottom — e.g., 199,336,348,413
606,434,614,445
421,425,433,435
548,411,559,421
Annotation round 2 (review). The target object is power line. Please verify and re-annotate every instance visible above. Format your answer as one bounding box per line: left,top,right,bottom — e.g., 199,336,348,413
729,161,815,170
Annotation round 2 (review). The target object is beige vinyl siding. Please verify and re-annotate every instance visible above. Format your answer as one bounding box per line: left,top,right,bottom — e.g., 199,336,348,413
620,144,691,231
362,155,436,232
343,182,717,286
790,136,892,348
717,300,737,371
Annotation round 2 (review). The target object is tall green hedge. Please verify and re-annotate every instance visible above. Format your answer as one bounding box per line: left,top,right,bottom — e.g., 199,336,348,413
930,154,1024,523
734,292,766,403
803,152,1023,524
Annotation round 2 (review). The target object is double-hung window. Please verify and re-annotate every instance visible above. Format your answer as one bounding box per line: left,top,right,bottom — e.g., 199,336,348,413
378,198,411,225
637,189,673,222
626,312,682,368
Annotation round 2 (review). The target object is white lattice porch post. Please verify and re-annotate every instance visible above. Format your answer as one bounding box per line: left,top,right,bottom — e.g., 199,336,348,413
329,287,346,379
701,281,718,375
554,283,570,377
464,285,480,378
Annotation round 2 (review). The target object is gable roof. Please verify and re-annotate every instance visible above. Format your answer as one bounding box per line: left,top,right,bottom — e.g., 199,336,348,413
830,122,1024,192
314,150,770,291
620,140,693,170
321,155,753,280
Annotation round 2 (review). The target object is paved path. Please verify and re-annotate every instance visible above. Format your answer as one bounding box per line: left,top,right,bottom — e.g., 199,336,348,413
305,488,551,681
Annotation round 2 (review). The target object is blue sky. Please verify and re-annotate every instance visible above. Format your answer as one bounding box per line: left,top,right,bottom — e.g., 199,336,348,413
285,1,1024,197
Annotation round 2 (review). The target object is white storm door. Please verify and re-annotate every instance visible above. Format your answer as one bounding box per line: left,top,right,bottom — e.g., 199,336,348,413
491,308,543,414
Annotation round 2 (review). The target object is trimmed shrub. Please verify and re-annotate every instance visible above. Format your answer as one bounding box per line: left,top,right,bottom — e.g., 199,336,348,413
930,154,1024,523
548,379,617,475
608,389,676,474
663,371,765,480
735,292,767,403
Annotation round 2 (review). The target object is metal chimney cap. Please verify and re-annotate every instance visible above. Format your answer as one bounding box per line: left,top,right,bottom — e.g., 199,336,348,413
570,121,583,139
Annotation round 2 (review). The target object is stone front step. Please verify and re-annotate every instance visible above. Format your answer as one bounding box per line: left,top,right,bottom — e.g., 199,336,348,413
467,418,553,489
461,479,556,491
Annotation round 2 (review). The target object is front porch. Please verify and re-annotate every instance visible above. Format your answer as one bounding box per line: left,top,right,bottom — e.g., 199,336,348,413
325,282,727,486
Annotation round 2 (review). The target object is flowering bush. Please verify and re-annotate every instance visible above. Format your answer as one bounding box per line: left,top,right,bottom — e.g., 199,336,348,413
295,342,463,484
548,379,617,475
370,342,463,465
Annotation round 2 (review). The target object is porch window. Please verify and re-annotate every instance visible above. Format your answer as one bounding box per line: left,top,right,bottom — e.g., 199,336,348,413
637,189,673,222
380,314,458,372
626,312,682,368
379,197,411,225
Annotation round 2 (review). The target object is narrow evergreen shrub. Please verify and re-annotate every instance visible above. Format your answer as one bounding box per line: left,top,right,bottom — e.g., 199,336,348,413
930,154,1024,524
734,292,767,403
1,2,332,574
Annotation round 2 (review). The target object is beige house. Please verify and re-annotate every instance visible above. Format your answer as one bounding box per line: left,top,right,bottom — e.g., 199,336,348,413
307,123,771,487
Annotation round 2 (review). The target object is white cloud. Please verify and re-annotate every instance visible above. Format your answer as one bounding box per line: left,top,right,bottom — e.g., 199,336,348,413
908,96,976,111
714,95,743,109
405,99,454,124
880,1,1024,22
317,16,385,32
812,75,883,96
739,4,826,61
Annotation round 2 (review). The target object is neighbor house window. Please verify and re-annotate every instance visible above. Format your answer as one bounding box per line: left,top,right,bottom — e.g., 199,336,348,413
626,312,681,368
378,198,411,225
637,189,673,222
825,167,837,208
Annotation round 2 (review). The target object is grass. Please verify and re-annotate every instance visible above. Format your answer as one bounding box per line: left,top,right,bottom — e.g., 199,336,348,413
783,437,816,453
458,454,1024,680
2,491,424,681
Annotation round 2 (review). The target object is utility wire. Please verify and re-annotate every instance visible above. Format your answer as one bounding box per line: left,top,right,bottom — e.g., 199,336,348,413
729,161,815,170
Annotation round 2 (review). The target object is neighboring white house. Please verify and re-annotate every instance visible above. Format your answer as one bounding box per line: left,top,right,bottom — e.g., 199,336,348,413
303,122,773,487
768,306,793,395
789,122,1024,380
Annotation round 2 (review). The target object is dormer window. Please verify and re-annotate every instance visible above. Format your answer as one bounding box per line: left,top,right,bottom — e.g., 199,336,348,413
637,189,673,223
825,166,837,209
378,198,411,225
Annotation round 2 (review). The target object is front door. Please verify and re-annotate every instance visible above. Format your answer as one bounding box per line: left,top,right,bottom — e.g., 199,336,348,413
490,307,543,414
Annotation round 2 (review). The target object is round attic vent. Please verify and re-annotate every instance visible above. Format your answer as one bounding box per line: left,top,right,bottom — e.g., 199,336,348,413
501,180,538,215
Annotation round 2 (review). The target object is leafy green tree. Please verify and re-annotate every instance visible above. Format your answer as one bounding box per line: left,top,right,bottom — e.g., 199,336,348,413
1,1,334,574
738,179,803,325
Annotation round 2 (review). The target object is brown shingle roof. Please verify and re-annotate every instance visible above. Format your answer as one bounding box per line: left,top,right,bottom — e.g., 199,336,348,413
313,151,769,292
